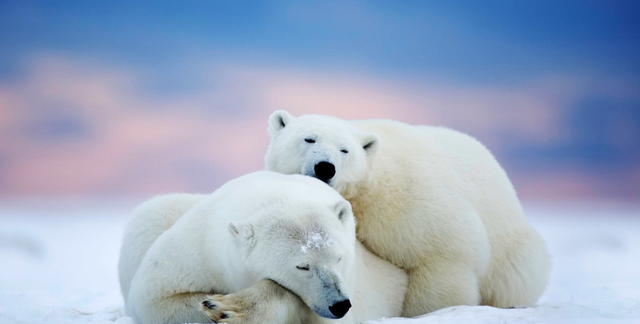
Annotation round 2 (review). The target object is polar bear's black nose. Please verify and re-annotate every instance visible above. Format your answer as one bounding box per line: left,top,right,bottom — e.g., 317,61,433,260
329,299,351,318
314,162,336,183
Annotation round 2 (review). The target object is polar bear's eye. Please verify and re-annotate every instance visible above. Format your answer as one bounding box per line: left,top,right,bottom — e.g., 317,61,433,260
340,149,349,154
296,264,310,271
304,138,315,144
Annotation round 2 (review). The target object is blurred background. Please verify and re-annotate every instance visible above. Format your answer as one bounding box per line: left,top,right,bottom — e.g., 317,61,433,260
1,2,640,323
1,0,639,203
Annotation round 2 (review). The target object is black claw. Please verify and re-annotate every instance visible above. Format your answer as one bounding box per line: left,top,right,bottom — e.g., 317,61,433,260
202,300,216,309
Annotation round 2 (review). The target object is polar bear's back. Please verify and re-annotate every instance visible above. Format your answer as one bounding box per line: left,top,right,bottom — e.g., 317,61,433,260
118,193,208,302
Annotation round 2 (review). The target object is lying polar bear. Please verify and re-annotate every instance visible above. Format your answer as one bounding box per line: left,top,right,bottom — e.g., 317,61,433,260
118,171,407,324
265,111,550,316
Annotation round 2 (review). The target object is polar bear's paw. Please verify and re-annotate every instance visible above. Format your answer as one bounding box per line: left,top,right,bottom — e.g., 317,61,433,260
201,294,251,324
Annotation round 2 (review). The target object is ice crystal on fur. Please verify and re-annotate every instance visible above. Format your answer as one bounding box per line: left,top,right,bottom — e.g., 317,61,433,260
301,232,335,253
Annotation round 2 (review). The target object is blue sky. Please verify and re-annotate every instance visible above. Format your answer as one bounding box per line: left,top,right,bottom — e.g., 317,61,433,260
2,0,639,84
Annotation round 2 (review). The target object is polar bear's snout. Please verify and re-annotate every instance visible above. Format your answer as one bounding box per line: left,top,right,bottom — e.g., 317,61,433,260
303,147,339,186
314,292,351,319
314,161,336,183
306,266,352,319
329,299,352,318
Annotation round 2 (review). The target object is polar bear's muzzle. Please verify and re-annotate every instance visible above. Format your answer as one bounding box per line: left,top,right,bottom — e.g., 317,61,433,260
313,161,336,184
328,299,352,318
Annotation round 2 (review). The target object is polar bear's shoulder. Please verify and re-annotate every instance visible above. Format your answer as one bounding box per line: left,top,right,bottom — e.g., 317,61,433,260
351,119,490,155
352,119,471,139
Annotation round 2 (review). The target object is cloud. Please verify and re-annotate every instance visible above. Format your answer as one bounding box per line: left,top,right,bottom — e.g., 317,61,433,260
0,53,637,200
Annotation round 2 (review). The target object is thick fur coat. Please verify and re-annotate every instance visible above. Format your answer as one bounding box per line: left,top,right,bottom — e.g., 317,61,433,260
265,111,550,316
119,171,407,324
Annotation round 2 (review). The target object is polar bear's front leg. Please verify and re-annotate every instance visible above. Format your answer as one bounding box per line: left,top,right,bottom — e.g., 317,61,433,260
130,291,214,324
201,294,249,323
200,279,323,324
402,258,480,317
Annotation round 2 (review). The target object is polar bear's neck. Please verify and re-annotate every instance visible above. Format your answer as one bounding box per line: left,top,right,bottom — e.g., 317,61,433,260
338,170,377,201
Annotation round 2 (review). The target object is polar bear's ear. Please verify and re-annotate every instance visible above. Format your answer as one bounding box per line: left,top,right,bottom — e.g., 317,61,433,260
268,110,295,135
361,132,379,157
334,200,352,222
228,221,254,243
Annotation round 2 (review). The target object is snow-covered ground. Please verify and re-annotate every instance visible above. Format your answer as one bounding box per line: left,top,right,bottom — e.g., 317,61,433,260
1,200,639,324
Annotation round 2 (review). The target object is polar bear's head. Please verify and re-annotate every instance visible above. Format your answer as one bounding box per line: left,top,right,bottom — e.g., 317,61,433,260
265,110,379,197
227,173,357,319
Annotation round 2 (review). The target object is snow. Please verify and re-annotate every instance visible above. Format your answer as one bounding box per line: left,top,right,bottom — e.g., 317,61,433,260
301,232,335,253
1,201,639,324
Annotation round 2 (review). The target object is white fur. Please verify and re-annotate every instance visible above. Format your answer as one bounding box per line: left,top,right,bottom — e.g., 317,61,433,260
119,171,407,324
265,111,551,316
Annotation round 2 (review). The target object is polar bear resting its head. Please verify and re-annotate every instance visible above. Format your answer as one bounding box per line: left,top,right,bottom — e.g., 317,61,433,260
119,171,406,324
263,111,550,317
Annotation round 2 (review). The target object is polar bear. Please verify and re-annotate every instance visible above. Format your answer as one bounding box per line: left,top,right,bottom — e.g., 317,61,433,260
118,171,407,324
265,111,551,317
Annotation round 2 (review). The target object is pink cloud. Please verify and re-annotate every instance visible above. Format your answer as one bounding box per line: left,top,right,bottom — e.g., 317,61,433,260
1,54,636,200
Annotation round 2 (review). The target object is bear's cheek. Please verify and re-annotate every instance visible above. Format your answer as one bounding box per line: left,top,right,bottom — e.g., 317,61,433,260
337,159,357,180
349,155,369,177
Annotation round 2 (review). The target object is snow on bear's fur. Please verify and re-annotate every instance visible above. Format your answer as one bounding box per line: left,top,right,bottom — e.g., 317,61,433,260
118,171,407,324
265,111,551,317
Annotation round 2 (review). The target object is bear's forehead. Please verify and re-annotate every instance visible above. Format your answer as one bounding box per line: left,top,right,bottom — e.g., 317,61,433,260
266,218,321,237
293,117,357,136
299,231,336,254
265,218,338,247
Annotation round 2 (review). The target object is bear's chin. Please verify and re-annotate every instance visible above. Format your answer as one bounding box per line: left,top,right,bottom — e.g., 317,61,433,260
303,173,335,187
